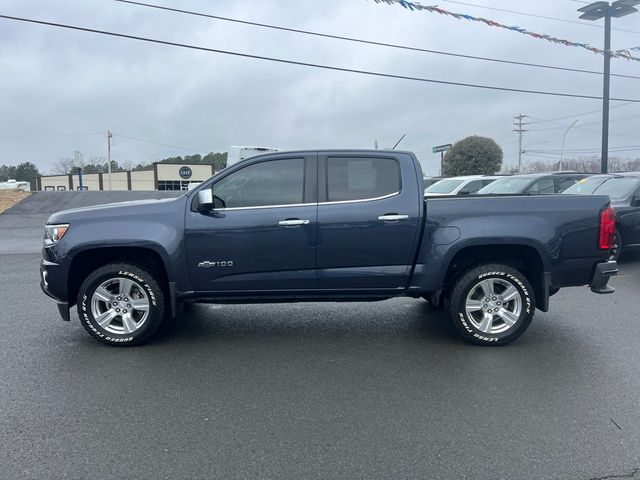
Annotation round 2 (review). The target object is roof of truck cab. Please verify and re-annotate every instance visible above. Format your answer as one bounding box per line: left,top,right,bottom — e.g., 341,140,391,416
246,149,418,156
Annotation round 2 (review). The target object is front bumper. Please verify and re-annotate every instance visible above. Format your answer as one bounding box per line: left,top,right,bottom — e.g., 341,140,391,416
590,260,618,294
40,257,71,321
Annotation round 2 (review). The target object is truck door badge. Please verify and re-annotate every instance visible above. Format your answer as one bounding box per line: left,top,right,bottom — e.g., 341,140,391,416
198,260,234,268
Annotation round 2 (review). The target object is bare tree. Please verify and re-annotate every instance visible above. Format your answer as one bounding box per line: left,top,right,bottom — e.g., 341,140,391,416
119,159,133,171
505,156,640,174
51,158,75,175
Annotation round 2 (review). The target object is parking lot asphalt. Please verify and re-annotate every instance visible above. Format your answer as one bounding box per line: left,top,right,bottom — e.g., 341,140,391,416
2,195,640,479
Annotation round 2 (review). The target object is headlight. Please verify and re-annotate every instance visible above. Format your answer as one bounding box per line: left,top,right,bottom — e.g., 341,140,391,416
44,224,69,246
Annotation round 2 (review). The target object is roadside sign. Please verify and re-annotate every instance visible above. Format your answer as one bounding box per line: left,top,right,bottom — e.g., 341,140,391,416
432,144,452,154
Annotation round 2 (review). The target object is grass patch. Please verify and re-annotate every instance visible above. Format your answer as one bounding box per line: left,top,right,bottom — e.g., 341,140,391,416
0,189,31,214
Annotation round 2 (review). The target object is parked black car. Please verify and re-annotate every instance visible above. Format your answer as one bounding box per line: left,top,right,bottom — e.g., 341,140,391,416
478,172,590,195
563,173,640,260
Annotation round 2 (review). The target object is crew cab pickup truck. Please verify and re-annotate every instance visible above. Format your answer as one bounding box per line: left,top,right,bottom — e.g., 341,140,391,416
40,150,618,347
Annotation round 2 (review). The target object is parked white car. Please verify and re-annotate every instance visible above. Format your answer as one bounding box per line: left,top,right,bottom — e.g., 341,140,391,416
424,175,503,196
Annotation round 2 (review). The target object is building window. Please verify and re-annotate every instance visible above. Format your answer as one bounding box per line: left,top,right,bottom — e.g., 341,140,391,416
158,180,191,191
44,186,55,191
57,186,66,191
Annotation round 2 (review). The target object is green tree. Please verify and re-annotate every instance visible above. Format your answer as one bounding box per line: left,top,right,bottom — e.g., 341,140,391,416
14,162,40,190
202,152,227,170
442,136,503,176
0,164,17,182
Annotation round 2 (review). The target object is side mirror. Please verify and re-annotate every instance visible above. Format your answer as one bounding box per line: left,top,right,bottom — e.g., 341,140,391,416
632,194,640,207
196,189,214,213
458,189,471,195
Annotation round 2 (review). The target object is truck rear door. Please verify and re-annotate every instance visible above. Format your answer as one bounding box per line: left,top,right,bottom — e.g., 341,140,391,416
316,152,421,291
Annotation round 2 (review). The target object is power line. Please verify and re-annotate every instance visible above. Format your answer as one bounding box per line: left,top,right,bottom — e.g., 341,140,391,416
529,111,640,131
528,144,640,153
114,0,640,80
2,14,640,103
114,132,206,152
440,0,640,34
570,111,640,128
527,116,639,139
0,132,103,138
527,102,635,124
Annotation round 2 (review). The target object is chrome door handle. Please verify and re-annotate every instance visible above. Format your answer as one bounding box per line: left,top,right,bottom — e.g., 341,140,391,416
378,214,409,222
278,219,310,227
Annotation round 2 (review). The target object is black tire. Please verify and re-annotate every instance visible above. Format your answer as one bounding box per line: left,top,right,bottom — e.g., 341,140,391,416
449,264,535,346
76,262,166,346
610,229,623,261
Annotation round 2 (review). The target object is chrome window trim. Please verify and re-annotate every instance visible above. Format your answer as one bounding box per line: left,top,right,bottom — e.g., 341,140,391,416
319,191,400,206
214,202,315,212
212,191,400,212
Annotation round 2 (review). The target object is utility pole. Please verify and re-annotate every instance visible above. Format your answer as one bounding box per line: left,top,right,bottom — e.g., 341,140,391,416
513,114,528,174
578,0,640,174
107,130,113,190
602,13,611,174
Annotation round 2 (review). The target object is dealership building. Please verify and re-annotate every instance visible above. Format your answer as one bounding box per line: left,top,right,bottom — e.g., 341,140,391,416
37,163,216,191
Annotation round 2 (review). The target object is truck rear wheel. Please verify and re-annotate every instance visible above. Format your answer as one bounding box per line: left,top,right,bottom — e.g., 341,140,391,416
449,264,535,346
76,262,166,346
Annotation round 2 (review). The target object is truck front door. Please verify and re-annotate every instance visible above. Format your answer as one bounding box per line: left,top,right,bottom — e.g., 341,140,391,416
185,154,317,294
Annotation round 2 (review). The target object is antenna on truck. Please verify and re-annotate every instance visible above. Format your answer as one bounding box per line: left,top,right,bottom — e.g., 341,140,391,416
392,134,406,150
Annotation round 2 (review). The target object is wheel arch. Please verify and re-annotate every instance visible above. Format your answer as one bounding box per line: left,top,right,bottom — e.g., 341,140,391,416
68,246,170,308
441,243,548,312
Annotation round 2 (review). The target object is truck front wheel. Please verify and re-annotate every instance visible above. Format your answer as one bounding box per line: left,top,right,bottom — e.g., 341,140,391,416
76,262,166,346
449,264,535,346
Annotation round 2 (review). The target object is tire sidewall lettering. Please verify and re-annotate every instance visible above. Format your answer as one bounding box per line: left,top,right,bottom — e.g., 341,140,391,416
455,268,534,345
81,271,158,344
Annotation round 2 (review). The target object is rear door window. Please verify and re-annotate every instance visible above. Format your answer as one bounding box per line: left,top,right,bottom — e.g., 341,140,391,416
326,157,400,202
463,180,485,194
555,176,581,193
527,178,554,194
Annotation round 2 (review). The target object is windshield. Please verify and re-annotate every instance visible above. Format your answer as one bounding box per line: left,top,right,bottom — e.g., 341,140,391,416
478,177,532,194
561,177,608,195
425,179,465,194
564,176,640,200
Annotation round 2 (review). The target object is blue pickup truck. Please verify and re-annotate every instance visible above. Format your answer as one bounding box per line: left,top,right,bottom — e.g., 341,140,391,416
40,150,618,347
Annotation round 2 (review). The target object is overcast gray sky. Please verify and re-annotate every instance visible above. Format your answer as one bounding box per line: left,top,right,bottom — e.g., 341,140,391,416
0,0,639,175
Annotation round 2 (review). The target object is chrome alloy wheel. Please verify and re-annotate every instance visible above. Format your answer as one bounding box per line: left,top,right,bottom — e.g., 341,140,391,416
465,278,522,335
90,277,150,335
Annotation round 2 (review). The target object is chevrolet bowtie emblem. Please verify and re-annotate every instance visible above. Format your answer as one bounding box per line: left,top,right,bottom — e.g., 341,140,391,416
198,260,234,268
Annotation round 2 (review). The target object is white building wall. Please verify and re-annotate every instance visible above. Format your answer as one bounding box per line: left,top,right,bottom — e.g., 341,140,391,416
130,170,155,191
79,174,100,191
40,176,70,191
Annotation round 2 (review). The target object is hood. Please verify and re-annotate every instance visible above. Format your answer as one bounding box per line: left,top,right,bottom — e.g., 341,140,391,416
46,197,184,224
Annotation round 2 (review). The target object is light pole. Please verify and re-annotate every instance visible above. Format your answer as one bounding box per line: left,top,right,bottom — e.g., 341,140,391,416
559,120,578,172
107,130,113,190
578,0,640,174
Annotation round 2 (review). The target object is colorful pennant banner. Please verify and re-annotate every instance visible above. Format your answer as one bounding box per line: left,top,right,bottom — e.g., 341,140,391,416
373,0,640,62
